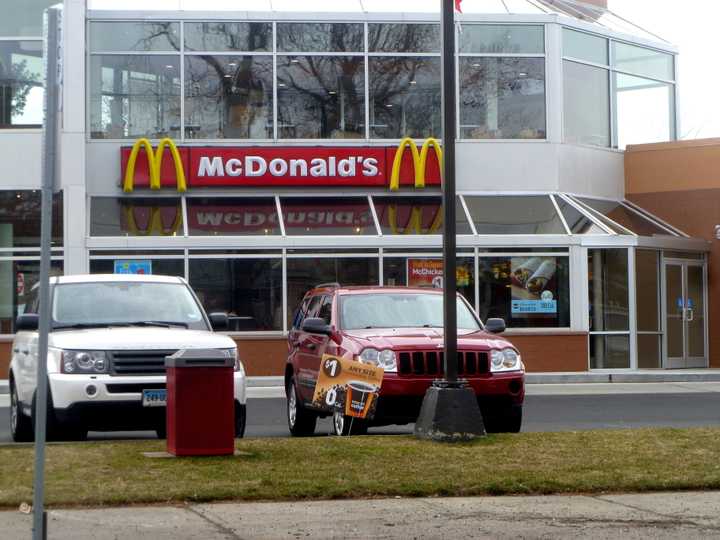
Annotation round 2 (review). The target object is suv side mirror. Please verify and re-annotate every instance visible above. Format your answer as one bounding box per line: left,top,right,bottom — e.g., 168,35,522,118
208,312,229,331
485,318,506,334
16,313,39,331
302,317,332,336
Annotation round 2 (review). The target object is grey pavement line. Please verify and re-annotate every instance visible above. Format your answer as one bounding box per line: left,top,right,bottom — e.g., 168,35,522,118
669,382,720,393
591,494,720,533
184,504,246,540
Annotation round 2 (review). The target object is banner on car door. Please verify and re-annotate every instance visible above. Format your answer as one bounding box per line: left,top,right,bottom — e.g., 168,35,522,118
312,354,384,420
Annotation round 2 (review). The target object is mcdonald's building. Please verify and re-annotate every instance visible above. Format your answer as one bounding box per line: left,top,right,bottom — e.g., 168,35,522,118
1,0,718,381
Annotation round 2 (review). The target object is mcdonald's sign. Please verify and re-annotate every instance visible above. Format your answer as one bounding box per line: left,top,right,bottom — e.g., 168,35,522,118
120,139,441,190
121,202,184,236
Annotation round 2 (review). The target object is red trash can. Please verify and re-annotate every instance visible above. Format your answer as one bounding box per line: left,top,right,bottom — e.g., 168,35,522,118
165,349,235,456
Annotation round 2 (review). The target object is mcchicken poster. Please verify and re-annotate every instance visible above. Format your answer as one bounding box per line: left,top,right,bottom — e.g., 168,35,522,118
312,355,384,420
407,259,472,288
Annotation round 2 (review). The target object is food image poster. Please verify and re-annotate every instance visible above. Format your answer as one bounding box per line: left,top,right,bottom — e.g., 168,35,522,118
311,354,384,419
407,259,472,288
510,257,558,315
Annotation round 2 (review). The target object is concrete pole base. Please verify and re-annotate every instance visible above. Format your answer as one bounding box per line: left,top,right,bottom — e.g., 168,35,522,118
413,382,486,442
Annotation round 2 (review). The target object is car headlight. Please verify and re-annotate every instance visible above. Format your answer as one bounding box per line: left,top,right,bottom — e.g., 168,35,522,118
359,348,397,373
219,348,243,373
61,351,108,374
490,348,522,372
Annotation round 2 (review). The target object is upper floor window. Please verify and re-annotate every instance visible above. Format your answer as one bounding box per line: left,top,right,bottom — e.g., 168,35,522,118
0,40,43,127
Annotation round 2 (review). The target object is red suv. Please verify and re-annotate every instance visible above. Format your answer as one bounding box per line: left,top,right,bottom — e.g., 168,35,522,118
285,284,525,436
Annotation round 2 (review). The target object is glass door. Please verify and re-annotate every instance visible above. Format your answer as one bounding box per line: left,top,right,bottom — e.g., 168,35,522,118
663,260,707,368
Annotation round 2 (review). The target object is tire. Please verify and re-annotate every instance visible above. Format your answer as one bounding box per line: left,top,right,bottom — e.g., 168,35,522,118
235,402,246,438
30,385,60,442
332,410,368,436
155,424,167,439
482,404,522,434
9,380,34,443
286,378,317,437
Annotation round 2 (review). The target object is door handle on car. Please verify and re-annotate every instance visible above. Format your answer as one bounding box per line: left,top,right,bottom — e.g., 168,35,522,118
306,343,317,351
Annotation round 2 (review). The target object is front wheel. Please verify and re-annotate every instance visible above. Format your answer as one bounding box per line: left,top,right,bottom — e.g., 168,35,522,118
332,410,368,436
235,402,246,438
287,379,317,437
482,404,522,433
9,381,33,442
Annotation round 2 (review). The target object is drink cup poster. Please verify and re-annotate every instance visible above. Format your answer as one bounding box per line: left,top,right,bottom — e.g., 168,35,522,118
312,354,384,419
510,257,558,315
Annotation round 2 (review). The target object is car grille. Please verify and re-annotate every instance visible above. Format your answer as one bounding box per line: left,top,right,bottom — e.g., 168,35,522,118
109,350,177,376
397,350,489,376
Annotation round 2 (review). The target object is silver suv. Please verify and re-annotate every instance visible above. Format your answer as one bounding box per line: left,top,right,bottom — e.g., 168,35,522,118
8,274,246,441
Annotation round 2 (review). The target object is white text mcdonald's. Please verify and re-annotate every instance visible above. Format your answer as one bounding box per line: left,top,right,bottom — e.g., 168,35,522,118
120,141,442,190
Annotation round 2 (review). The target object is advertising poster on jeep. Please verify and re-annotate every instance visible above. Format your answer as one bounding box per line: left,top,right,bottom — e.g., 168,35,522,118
312,354,384,419
510,256,558,316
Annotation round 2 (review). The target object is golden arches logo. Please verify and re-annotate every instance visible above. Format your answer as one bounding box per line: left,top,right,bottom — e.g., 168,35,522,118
389,137,442,191
387,205,442,235
123,205,183,236
123,138,187,193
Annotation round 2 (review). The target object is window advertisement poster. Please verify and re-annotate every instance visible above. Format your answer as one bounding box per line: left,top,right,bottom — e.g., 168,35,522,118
312,354,384,420
406,259,471,288
510,257,558,316
114,259,152,275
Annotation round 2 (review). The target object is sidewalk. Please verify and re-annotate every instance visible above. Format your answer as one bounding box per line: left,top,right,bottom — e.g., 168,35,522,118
2,491,719,539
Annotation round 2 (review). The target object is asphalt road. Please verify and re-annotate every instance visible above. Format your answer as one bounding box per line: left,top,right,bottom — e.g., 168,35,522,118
1,392,720,442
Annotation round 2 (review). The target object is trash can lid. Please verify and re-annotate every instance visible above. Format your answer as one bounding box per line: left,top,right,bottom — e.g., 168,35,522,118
165,348,235,368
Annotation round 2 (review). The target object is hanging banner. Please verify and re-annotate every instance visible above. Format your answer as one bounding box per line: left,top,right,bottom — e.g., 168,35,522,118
510,257,558,315
312,354,384,420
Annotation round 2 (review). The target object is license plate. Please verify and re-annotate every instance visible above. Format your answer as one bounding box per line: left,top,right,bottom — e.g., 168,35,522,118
142,389,166,407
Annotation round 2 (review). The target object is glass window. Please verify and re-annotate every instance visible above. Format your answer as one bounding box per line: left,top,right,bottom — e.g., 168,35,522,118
368,23,440,53
0,40,44,127
373,196,472,235
590,334,629,369
577,198,673,236
183,22,272,52
615,72,674,149
369,57,441,139
460,57,546,139
280,197,375,236
637,333,661,369
636,250,659,332
90,197,183,237
0,259,63,333
0,191,63,247
89,258,184,278
459,24,544,54
277,56,365,139
554,196,606,234
186,197,280,236
563,60,609,147
612,42,674,81
184,55,273,139
588,248,629,332
477,256,570,328
0,0,58,37
286,257,379,327
463,196,566,234
89,55,181,139
383,257,476,310
277,23,364,52
189,258,283,331
562,28,607,65
89,22,180,52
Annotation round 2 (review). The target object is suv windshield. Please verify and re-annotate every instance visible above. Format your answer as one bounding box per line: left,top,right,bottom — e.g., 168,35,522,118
52,282,208,331
340,293,481,331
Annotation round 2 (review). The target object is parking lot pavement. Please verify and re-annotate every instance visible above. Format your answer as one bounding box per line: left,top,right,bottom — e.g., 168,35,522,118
2,491,720,539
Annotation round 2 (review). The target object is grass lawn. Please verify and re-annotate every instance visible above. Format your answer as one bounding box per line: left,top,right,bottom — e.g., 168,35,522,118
1,428,720,508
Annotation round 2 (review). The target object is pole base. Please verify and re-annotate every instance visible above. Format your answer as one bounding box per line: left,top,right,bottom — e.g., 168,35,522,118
413,382,486,442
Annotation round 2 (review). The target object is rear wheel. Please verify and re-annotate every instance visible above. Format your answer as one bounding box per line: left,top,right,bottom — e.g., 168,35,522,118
31,386,60,442
332,410,368,436
287,379,317,437
482,404,522,433
9,380,33,443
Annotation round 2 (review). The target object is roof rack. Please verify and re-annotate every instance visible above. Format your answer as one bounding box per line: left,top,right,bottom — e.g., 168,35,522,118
314,282,341,289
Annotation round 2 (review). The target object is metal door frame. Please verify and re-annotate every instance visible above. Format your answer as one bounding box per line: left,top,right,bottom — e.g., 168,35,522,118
661,257,708,369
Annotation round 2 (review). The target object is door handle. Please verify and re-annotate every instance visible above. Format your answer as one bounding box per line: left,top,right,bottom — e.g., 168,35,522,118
306,343,317,351
686,308,694,322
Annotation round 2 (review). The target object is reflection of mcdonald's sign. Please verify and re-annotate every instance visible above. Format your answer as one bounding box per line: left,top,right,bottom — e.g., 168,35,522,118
389,137,443,191
122,204,183,236
123,138,187,193
388,205,442,234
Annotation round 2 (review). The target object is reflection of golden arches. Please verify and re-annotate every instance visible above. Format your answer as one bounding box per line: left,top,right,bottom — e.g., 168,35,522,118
388,205,442,234
123,137,187,193
390,137,443,191
123,205,183,236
